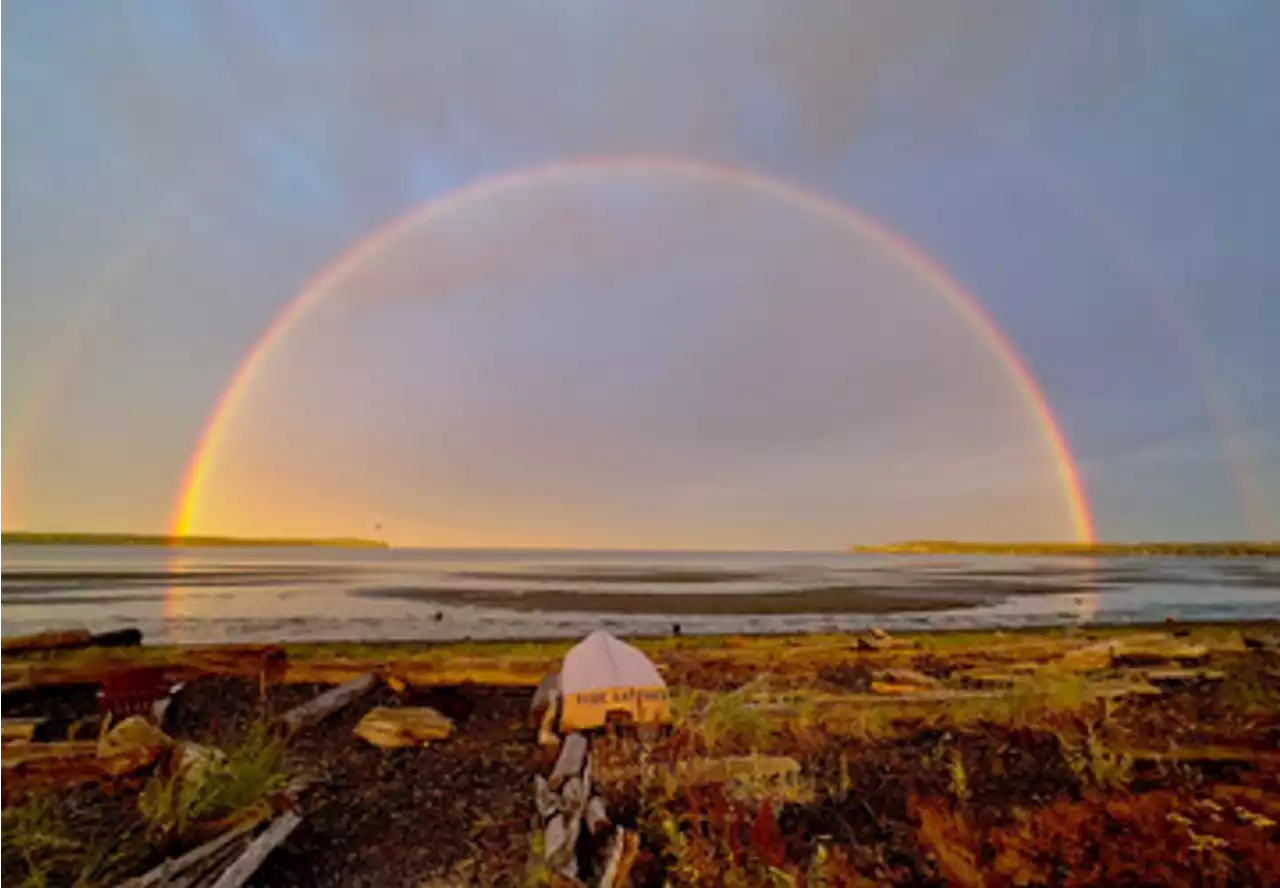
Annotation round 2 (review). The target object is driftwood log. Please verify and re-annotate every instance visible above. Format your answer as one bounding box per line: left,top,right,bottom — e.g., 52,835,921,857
1,629,95,655
207,811,302,888
119,817,263,888
119,776,313,888
277,672,377,737
0,628,143,656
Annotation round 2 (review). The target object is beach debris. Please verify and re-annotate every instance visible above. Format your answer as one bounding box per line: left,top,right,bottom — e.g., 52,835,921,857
537,740,613,882
599,828,640,888
530,672,560,729
1243,634,1279,652
1056,641,1115,673
1126,745,1280,768
1111,639,1209,668
97,715,172,776
871,681,933,696
120,814,263,888
0,628,143,657
1,717,45,744
2,719,171,800
278,672,377,737
208,810,303,888
877,667,944,689
1,628,95,655
354,706,455,747
958,671,1019,689
90,628,144,648
559,630,670,731
1145,668,1227,687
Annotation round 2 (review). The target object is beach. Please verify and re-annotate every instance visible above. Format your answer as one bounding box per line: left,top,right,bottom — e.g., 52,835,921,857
3,622,1278,886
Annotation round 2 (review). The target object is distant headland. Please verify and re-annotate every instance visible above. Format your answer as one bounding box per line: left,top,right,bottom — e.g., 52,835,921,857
1,531,389,549
852,540,1279,558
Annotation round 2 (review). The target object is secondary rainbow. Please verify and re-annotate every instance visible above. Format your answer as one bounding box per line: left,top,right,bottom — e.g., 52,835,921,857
170,156,1096,543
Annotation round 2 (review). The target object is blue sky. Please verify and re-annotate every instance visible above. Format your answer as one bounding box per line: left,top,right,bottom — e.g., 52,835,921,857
4,1,1278,545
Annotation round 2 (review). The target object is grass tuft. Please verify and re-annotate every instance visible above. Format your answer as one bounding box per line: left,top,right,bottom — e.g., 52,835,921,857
140,720,289,845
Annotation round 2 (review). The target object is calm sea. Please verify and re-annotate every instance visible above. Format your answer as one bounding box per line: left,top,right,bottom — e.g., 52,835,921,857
2,545,1277,644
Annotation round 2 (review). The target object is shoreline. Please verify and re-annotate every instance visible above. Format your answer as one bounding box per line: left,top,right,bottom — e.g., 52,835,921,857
853,540,1280,557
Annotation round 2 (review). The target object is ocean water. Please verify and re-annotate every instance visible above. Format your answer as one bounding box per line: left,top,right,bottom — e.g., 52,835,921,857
1,545,1277,644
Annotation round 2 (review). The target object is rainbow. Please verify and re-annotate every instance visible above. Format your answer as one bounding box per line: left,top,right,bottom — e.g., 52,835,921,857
170,156,1096,543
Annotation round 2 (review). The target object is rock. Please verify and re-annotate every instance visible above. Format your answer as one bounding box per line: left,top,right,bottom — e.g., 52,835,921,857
354,706,454,748
869,627,889,641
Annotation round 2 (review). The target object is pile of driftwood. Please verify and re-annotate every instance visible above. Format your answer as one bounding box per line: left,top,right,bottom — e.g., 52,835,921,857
533,731,640,887
119,673,383,888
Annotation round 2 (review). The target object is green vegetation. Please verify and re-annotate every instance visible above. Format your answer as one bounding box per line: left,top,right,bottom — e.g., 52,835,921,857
139,721,290,846
2,531,388,548
852,539,1279,557
1,794,147,888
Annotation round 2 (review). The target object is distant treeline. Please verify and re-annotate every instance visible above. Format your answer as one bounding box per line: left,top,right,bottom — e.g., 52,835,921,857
852,540,1279,558
1,531,389,549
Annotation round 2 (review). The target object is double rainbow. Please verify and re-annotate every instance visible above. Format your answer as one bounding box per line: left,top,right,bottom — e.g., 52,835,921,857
170,156,1095,543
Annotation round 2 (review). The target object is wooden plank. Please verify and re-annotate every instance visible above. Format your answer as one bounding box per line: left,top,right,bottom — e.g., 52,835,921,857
208,811,302,888
278,673,377,737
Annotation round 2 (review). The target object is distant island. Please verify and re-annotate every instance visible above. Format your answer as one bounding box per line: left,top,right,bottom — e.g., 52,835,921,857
852,540,1279,558
1,531,389,549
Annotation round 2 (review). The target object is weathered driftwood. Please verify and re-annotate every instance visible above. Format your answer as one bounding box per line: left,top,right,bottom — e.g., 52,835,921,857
1,629,94,655
599,829,640,888
119,815,263,888
1111,642,1209,668
1144,668,1227,686
207,811,302,888
385,659,551,688
870,681,939,696
278,672,377,737
1,717,44,743
168,833,251,888
1126,745,1280,768
353,706,454,748
877,668,944,689
2,716,173,800
91,628,145,648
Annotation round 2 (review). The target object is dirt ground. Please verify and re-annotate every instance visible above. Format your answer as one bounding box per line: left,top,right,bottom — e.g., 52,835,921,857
251,685,537,888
